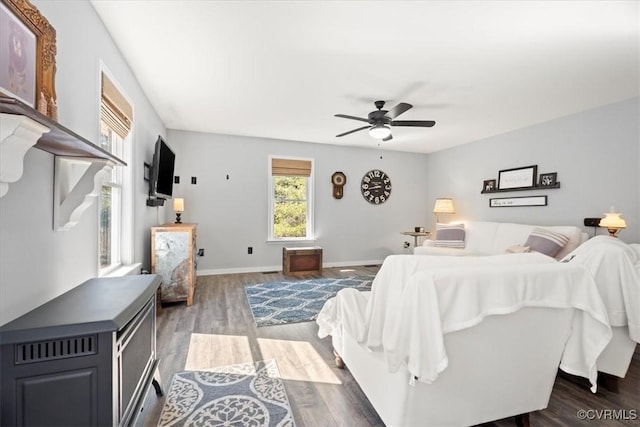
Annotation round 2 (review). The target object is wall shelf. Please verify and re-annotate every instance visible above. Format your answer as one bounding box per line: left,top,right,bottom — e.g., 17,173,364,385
481,183,561,194
1,96,126,231
0,96,126,165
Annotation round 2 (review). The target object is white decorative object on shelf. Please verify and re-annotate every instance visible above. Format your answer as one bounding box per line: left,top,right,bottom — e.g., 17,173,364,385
54,157,113,231
0,114,50,198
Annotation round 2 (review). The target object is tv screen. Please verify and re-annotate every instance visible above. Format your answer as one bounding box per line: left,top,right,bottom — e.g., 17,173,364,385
150,136,175,199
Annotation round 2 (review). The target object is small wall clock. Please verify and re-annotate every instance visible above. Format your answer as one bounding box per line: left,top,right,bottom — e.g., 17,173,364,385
331,171,347,199
361,169,391,204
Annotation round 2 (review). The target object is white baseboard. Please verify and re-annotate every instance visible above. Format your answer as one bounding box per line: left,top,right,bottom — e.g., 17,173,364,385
197,265,282,276
323,259,383,268
196,259,383,276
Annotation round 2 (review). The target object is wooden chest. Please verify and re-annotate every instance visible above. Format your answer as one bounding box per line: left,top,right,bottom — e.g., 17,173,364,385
283,246,323,275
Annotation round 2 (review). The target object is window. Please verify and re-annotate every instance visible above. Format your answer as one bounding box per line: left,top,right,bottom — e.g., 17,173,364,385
99,72,132,274
268,157,314,241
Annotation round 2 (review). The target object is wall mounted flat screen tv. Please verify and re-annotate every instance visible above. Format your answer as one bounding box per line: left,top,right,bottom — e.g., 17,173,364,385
150,136,175,199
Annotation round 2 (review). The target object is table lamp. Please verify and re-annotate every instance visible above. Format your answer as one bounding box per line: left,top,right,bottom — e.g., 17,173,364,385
599,208,626,237
433,198,456,223
173,198,184,224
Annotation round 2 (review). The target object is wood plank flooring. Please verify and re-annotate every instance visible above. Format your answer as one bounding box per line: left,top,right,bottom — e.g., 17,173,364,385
138,266,639,426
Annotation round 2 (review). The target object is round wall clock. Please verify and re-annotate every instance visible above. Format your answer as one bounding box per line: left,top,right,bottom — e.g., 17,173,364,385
361,169,391,204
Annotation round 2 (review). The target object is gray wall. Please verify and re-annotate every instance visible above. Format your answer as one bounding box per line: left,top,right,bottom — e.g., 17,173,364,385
424,97,640,243
165,130,429,274
0,1,166,324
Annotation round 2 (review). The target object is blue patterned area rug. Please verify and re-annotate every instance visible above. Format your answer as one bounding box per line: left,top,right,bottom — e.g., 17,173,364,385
244,275,375,327
157,359,295,427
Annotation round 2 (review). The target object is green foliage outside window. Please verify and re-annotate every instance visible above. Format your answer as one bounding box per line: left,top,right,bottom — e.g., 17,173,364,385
99,186,112,268
273,176,307,238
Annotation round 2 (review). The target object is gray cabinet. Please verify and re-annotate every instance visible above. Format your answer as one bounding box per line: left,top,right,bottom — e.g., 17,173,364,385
0,275,161,427
151,223,197,306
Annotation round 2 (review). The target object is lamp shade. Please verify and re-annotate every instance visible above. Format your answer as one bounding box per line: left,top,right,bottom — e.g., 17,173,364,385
369,124,391,139
433,198,456,214
599,212,626,229
173,198,184,212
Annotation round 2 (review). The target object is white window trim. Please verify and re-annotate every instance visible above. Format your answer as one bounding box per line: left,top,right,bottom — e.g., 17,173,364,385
98,63,134,276
267,155,315,243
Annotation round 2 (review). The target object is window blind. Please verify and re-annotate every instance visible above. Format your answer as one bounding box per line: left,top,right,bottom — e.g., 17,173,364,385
101,73,132,139
271,158,312,177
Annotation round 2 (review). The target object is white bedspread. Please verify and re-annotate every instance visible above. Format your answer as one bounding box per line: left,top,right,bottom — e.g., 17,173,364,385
564,236,640,343
366,252,556,348
317,253,612,392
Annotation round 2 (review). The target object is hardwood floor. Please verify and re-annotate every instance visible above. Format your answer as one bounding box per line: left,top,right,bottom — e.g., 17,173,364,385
138,266,640,426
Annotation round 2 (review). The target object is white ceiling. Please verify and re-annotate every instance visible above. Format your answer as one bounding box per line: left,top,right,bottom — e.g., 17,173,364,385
90,1,639,154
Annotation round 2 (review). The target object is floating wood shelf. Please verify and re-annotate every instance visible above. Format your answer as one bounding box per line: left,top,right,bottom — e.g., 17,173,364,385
0,96,126,165
481,183,561,194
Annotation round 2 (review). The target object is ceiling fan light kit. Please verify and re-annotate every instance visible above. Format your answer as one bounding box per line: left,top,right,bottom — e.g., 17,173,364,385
369,124,391,139
335,100,435,142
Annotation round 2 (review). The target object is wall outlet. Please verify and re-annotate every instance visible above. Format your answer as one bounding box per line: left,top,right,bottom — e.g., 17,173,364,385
174,176,180,184
248,247,253,255
191,176,197,184
198,248,204,256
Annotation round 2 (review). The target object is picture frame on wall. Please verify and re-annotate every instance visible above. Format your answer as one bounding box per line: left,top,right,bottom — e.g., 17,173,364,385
483,179,496,192
490,196,547,207
497,165,537,190
0,0,57,116
539,172,557,187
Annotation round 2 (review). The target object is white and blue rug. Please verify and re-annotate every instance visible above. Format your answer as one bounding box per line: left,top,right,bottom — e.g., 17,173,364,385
244,275,375,327
157,359,295,427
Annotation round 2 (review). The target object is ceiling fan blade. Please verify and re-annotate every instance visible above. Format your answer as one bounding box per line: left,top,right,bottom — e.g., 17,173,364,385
390,120,436,127
336,125,370,137
386,102,413,119
335,114,370,123
382,134,393,142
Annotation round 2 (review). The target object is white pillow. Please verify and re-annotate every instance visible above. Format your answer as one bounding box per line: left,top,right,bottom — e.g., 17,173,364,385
435,223,465,249
505,245,531,254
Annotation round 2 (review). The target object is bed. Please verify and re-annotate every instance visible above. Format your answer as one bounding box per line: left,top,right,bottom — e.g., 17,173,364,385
317,252,614,426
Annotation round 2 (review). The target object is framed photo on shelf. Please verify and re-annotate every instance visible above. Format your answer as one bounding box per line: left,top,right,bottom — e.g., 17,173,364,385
490,195,547,208
0,0,57,116
0,2,36,106
539,172,557,187
483,179,496,192
498,165,537,190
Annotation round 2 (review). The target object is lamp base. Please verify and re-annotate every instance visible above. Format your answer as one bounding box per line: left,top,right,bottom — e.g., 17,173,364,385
606,228,620,237
175,212,182,224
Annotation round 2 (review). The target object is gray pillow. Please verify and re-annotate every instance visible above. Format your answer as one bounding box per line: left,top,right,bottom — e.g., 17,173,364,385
524,228,569,257
435,223,465,248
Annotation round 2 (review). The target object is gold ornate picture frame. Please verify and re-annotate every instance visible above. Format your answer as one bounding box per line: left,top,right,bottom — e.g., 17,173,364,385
0,0,56,117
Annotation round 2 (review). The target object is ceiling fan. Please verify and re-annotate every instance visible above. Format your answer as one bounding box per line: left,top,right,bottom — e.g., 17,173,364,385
335,100,435,142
